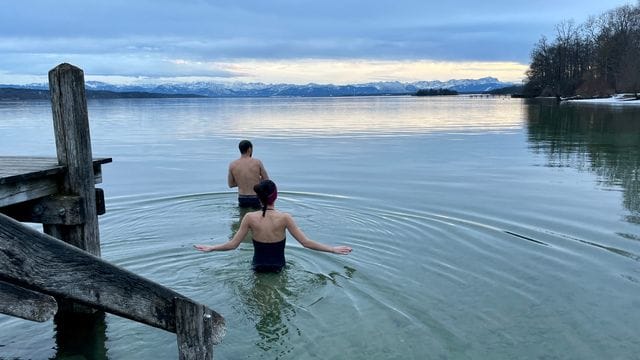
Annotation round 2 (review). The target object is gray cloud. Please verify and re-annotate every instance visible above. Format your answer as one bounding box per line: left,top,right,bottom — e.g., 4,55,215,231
0,0,634,80
0,52,242,78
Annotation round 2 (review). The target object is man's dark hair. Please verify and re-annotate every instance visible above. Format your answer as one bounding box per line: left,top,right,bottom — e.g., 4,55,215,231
238,140,253,154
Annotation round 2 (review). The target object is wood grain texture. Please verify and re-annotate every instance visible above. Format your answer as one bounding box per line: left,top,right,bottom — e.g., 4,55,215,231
48,64,100,255
0,280,58,322
0,213,225,334
0,157,111,208
0,195,84,225
176,297,215,360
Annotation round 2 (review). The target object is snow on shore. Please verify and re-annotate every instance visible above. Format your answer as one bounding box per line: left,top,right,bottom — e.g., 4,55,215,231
566,94,640,106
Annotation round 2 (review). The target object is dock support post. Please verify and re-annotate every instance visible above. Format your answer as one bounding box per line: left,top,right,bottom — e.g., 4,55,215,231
46,63,100,256
175,297,224,360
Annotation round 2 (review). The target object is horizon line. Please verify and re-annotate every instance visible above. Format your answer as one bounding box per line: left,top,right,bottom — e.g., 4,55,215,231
0,75,517,88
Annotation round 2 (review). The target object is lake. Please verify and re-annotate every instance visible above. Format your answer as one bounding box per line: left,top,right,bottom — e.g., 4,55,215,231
1,96,639,359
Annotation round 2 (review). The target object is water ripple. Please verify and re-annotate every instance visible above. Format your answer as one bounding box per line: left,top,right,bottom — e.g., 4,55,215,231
93,189,640,359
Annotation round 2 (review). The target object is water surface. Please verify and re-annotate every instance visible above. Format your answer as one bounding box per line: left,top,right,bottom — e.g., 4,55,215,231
1,96,639,359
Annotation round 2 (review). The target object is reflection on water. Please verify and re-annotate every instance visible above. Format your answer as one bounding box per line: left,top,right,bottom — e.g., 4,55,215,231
226,264,356,358
71,96,523,142
54,310,108,359
230,206,255,243
219,96,523,137
526,101,640,217
238,271,299,355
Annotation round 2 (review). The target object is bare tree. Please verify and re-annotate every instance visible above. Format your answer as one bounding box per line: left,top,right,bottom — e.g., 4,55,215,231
524,2,640,98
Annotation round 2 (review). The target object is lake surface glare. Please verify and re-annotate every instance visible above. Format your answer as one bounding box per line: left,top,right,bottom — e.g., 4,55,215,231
1,96,639,359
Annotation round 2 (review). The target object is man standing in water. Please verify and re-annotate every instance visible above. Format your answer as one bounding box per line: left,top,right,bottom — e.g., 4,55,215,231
228,140,270,208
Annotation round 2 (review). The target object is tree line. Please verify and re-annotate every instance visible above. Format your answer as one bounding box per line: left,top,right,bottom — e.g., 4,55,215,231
524,2,640,99
415,88,458,96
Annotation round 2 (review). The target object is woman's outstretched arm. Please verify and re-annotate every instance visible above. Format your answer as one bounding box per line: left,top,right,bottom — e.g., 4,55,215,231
194,215,249,252
285,214,352,255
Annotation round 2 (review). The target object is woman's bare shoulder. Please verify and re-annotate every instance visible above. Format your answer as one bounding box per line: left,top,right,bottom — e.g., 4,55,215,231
243,211,262,222
274,209,290,216
277,211,295,223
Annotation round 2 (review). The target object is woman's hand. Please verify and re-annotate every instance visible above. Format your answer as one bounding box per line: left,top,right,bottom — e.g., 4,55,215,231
331,246,352,255
193,244,215,252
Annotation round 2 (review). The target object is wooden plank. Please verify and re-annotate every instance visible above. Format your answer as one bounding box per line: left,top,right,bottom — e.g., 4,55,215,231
0,213,225,334
48,63,101,256
0,156,62,169
0,169,106,209
0,157,112,185
0,158,63,185
0,280,58,322
0,158,111,208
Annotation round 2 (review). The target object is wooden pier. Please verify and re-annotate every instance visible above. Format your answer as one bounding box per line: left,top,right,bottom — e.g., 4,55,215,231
0,63,225,359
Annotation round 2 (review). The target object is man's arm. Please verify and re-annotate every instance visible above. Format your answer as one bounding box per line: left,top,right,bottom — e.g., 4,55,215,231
228,164,237,188
259,160,269,180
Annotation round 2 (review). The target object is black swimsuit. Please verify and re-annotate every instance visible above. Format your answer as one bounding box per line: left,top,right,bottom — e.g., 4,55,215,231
238,195,261,209
252,238,286,272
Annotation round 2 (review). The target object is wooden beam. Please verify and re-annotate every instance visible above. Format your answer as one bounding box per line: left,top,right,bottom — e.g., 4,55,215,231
0,280,58,322
0,195,85,225
0,176,60,210
0,188,105,224
48,63,101,256
0,213,225,336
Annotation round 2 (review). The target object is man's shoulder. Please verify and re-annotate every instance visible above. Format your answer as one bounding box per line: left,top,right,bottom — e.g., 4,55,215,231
230,157,263,172
229,158,245,168
247,158,263,166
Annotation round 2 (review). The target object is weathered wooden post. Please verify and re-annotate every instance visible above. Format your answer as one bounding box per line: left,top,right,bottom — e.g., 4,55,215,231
175,297,221,360
46,63,101,256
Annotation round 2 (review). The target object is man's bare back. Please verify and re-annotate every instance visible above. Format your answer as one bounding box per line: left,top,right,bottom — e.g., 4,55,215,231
228,140,269,202
228,156,268,195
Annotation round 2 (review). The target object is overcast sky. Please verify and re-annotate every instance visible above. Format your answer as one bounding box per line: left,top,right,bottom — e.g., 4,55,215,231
0,0,635,85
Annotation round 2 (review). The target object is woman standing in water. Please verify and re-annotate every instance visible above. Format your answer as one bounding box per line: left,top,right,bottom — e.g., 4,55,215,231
194,180,352,272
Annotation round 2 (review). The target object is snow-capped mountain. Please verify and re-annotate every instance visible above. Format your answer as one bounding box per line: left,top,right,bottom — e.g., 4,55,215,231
3,77,514,97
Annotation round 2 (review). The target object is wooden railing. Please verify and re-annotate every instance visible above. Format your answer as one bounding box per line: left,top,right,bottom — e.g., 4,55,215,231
0,213,225,358
0,63,225,359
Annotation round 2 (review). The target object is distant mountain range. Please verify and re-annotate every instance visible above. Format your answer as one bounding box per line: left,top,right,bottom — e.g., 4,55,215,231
1,77,515,99
0,87,205,101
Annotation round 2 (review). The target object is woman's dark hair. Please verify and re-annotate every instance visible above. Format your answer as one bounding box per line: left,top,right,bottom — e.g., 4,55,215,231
253,180,277,217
